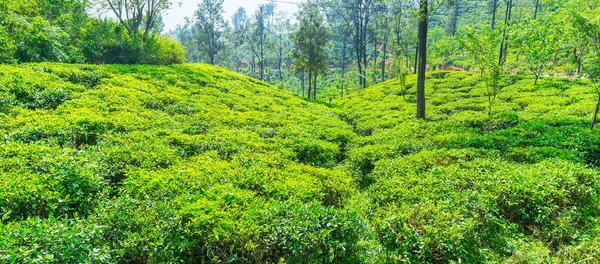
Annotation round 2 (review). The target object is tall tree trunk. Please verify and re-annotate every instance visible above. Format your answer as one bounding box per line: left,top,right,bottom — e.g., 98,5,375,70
382,32,387,82
278,34,283,81
355,24,363,88
592,94,600,130
576,48,584,75
447,0,460,35
260,34,265,80
252,54,256,74
417,0,428,120
373,31,378,84
533,0,540,20
491,0,498,29
498,0,512,66
414,43,419,74
301,71,305,97
363,35,369,88
307,70,312,99
341,33,347,97
363,4,370,89
313,73,317,100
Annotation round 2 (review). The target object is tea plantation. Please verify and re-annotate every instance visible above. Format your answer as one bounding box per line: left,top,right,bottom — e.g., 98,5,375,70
1,64,600,263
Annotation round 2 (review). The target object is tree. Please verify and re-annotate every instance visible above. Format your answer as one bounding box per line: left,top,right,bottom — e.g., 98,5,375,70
173,19,200,62
247,5,269,80
461,25,503,116
415,0,456,119
390,0,417,73
320,0,377,89
572,10,600,129
193,0,226,65
416,0,428,119
393,52,409,99
588,60,600,130
290,1,331,100
490,0,498,29
320,1,353,96
231,8,248,72
446,0,460,35
274,13,292,82
498,0,513,66
103,0,174,40
518,18,557,85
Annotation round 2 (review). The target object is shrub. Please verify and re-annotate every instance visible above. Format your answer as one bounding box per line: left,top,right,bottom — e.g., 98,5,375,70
0,216,113,263
0,143,105,221
150,35,186,65
260,201,364,263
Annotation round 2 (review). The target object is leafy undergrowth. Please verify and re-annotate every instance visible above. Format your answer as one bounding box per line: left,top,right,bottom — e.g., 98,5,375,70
1,65,600,263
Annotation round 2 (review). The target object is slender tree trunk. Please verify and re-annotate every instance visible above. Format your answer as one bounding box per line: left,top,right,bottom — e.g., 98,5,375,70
341,33,347,97
363,5,370,89
252,54,256,74
498,0,512,66
278,34,283,81
576,48,584,75
491,0,498,29
307,70,312,99
313,73,317,100
301,71,305,96
488,93,492,116
260,34,265,80
592,94,600,130
404,41,410,69
373,31,378,84
236,48,240,72
447,0,460,35
417,0,428,120
355,27,363,88
363,36,368,88
414,43,419,74
552,47,559,69
533,0,540,20
382,33,387,82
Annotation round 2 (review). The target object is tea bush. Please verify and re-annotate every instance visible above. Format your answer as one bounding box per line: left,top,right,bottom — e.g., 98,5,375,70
337,71,600,262
2,64,600,262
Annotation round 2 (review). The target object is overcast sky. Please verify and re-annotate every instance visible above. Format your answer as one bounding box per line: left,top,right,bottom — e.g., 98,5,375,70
162,0,302,32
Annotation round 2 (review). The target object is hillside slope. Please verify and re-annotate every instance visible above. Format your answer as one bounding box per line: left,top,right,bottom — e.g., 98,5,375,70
2,65,600,263
337,71,600,262
0,63,359,263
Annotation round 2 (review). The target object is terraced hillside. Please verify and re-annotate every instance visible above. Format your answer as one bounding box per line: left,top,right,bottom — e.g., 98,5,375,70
1,64,600,263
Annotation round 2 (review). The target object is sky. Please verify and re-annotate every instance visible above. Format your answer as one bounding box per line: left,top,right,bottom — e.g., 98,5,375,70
162,0,302,32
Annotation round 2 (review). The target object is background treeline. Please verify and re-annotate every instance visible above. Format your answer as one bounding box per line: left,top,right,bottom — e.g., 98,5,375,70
172,0,600,101
0,0,185,64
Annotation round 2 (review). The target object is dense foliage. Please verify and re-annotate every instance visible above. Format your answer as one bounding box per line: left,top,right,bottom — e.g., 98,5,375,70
0,0,185,64
1,63,600,262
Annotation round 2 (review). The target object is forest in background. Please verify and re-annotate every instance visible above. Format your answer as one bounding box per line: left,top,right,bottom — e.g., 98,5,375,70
0,0,185,65
172,0,600,103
